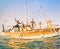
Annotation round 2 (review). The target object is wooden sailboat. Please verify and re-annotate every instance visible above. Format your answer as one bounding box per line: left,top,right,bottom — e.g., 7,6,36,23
2,24,60,39
2,1,60,39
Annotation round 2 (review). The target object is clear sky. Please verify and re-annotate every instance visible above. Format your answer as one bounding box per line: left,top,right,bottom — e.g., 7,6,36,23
0,0,60,33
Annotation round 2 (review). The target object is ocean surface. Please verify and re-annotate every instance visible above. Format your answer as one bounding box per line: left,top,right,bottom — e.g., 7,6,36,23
0,35,60,49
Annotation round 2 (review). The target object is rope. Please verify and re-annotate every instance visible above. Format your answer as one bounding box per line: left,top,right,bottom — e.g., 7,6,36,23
34,0,47,22
34,0,57,33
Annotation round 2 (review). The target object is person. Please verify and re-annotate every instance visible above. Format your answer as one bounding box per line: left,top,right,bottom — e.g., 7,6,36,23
12,18,21,31
20,21,25,31
30,18,36,30
2,24,5,32
47,19,56,32
39,21,42,29
47,19,53,29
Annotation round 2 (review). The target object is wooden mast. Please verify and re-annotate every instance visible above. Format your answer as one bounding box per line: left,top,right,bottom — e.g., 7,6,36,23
25,0,28,26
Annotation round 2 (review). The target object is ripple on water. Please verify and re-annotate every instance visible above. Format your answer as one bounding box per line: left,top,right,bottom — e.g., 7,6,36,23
0,35,60,49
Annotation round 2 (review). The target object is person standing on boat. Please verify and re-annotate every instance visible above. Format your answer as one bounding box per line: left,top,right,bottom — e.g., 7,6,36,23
30,18,36,30
47,19,56,32
39,22,42,29
20,21,25,31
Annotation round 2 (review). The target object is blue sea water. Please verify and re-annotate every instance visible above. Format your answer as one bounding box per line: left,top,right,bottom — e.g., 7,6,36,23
0,35,60,49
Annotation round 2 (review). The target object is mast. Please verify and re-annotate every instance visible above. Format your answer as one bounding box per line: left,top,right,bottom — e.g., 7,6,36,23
25,0,28,25
19,1,28,47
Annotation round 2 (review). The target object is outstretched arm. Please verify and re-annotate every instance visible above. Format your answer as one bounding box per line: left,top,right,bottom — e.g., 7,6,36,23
14,17,17,22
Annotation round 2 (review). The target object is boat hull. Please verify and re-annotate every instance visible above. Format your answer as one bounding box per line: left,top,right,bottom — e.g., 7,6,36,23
2,29,59,39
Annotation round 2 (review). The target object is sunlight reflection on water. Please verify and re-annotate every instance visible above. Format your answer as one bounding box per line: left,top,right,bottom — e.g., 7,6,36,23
0,35,60,49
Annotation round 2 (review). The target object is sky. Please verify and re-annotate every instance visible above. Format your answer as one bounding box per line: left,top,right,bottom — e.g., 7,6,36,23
0,0,60,33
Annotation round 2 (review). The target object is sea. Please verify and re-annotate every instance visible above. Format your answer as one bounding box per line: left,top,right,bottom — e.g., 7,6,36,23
0,34,60,49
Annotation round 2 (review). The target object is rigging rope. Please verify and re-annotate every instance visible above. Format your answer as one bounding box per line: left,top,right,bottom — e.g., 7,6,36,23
34,0,47,23
34,0,57,33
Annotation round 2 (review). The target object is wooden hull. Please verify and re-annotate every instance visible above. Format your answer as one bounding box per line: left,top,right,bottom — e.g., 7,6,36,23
2,29,59,39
